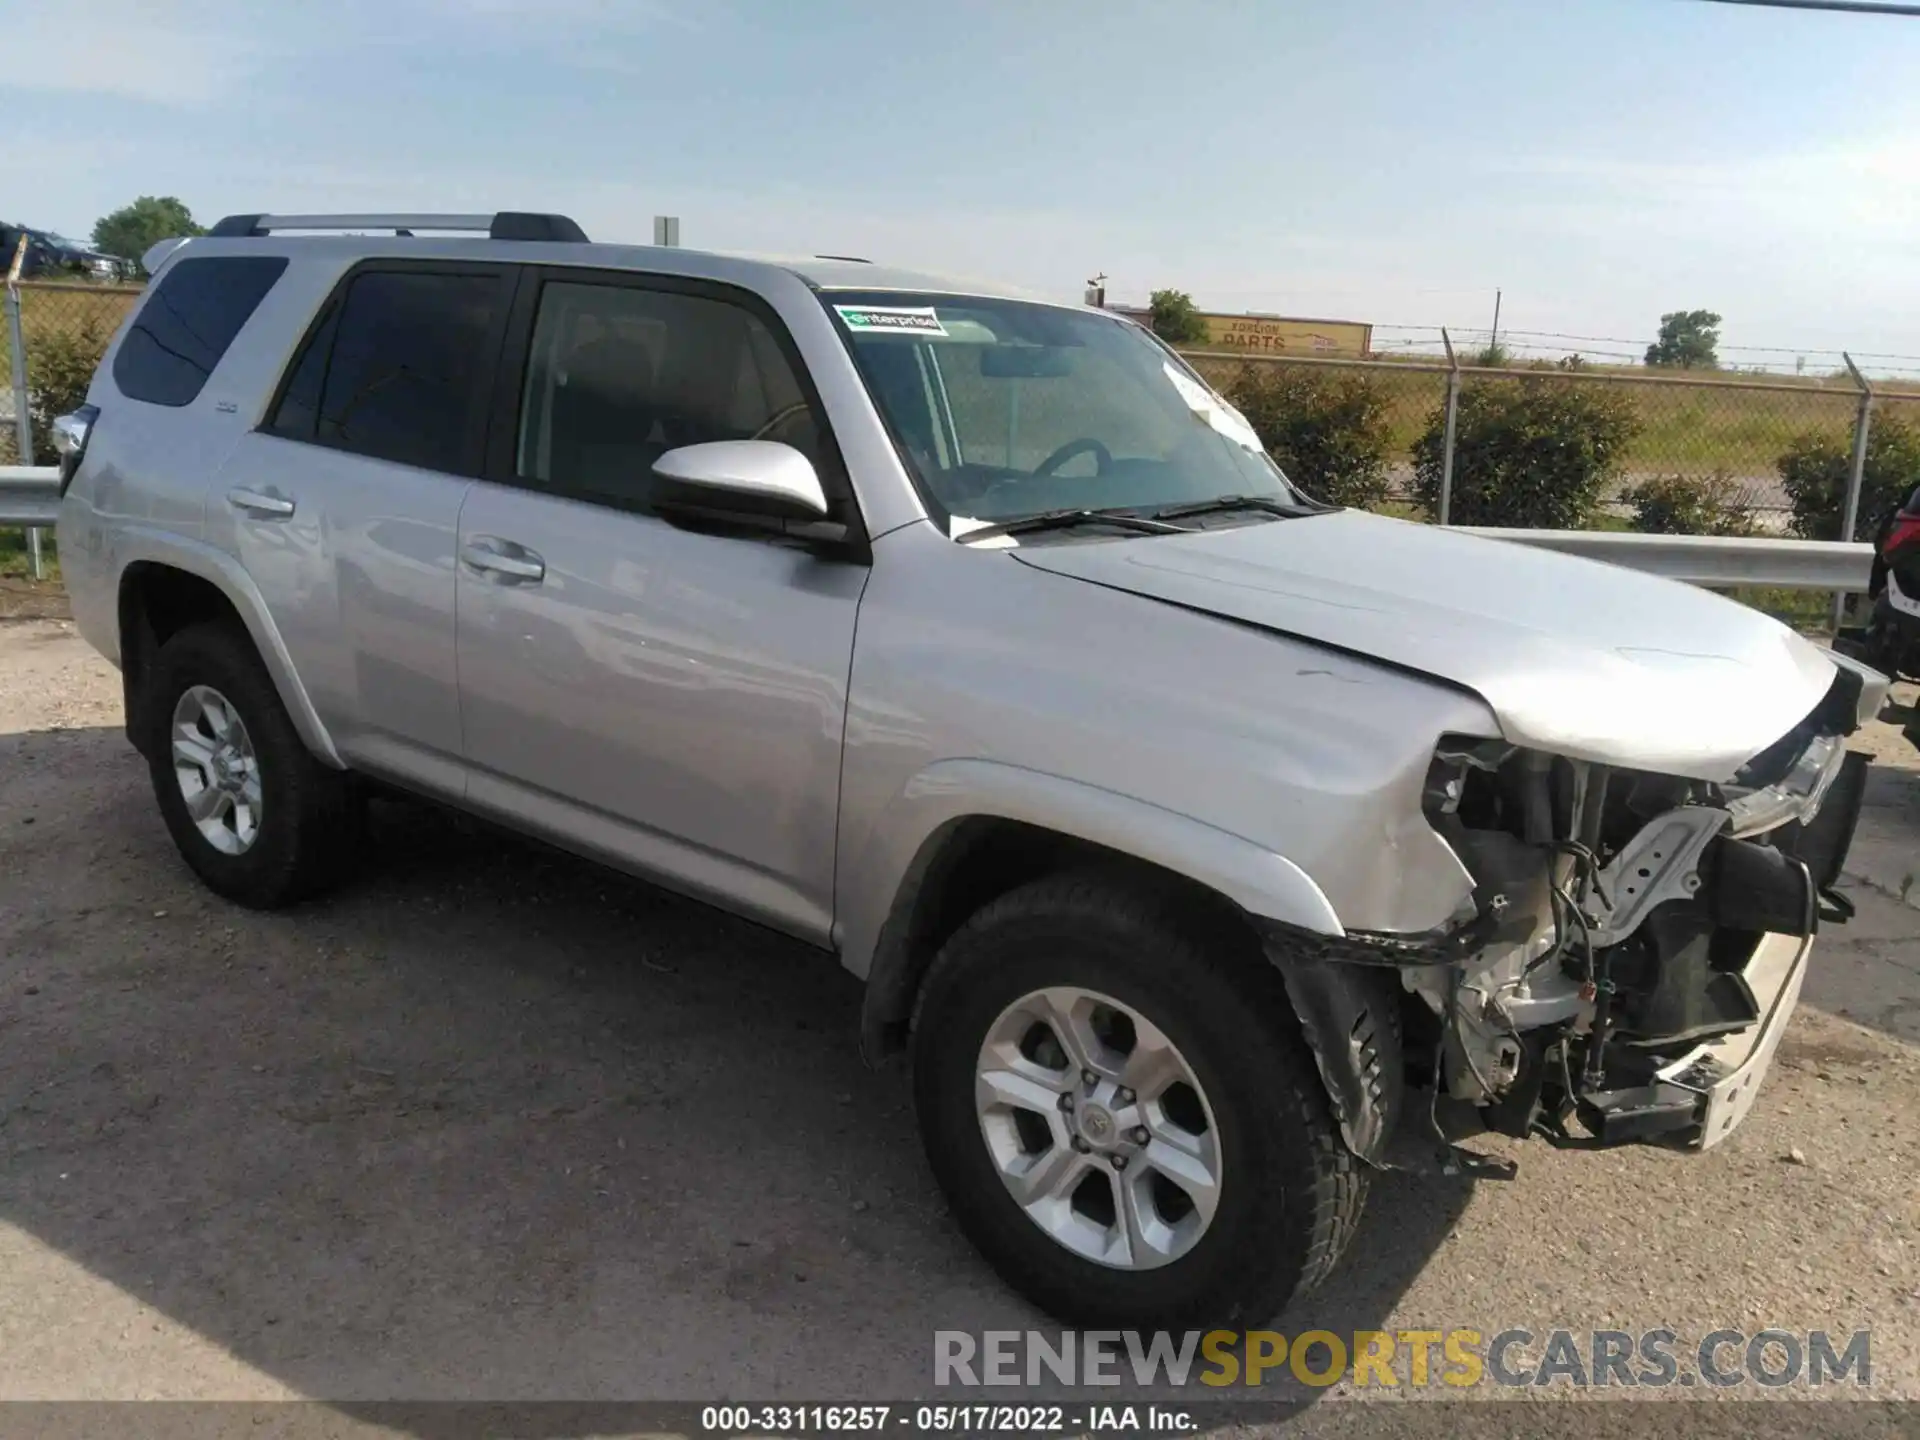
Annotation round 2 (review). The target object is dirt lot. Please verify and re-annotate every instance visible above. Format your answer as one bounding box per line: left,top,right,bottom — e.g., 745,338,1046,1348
1,615,1917,1421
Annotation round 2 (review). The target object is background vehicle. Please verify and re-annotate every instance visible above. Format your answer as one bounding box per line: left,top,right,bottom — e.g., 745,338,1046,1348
0,224,126,278
1861,483,1920,681
55,211,1885,1328
0,223,68,275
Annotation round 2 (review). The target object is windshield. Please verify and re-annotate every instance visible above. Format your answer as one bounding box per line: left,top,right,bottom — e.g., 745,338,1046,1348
826,292,1305,532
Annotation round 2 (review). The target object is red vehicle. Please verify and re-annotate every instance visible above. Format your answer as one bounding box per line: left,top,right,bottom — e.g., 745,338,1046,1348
1861,484,1920,682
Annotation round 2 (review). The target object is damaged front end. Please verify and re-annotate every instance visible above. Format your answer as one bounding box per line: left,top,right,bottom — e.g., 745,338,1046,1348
1264,661,1882,1176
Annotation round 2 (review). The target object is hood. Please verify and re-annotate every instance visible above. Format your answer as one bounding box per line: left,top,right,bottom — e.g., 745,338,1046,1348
1011,510,1838,781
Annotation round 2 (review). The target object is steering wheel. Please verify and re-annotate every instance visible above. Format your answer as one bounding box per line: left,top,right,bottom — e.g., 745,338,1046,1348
1033,437,1112,477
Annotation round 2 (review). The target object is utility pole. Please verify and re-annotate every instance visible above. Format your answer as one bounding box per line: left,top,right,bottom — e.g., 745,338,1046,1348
1489,289,1502,357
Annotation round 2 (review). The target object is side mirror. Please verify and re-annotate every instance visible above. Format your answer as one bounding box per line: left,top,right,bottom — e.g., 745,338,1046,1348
651,440,830,523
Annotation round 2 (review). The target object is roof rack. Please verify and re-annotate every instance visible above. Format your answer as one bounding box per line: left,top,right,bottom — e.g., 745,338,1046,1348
206,212,589,242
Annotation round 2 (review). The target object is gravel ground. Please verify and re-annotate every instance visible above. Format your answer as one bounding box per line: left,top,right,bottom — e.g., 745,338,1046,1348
1,617,1916,1424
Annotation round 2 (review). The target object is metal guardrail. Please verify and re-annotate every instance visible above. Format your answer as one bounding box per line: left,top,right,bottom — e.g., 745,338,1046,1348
0,465,60,527
0,466,1878,593
1463,527,1875,592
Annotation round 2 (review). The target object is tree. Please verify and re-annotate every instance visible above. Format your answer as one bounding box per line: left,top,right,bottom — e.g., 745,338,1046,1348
1411,377,1640,528
1148,288,1208,345
1222,362,1393,509
91,196,204,273
1621,472,1753,536
1644,309,1721,370
1777,413,1920,541
23,318,111,464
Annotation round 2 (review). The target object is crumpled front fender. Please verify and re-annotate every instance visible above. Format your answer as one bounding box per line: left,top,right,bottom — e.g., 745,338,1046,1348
1258,928,1406,1166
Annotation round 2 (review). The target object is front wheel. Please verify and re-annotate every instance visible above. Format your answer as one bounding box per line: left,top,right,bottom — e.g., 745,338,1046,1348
912,873,1365,1328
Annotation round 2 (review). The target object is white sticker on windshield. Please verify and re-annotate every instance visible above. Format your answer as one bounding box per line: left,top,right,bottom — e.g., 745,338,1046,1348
835,304,949,337
1162,362,1265,454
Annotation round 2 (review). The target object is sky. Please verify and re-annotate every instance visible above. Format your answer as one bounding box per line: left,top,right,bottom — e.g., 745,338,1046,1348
6,0,1920,372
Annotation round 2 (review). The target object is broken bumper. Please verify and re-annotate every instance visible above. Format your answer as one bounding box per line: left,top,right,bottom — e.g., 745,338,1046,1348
1577,930,1811,1150
1661,931,1810,1149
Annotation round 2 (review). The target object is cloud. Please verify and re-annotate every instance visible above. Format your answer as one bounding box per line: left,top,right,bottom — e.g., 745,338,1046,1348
0,0,284,105
431,0,694,24
1489,133,1920,245
410,0,708,57
0,0,702,105
0,3,266,106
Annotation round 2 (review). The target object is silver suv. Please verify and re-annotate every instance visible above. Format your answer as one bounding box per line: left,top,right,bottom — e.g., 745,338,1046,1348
56,211,1885,1327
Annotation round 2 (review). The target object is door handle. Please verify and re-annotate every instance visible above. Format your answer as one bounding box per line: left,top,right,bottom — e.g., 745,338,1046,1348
461,538,545,583
227,487,296,518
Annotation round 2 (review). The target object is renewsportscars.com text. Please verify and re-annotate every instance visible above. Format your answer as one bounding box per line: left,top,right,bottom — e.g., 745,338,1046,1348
933,1328,1871,1389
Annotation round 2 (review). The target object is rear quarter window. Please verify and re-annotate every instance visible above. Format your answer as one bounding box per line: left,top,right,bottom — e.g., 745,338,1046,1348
113,255,289,407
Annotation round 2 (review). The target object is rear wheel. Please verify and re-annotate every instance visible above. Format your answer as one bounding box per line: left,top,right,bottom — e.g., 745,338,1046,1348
143,621,360,908
911,873,1365,1328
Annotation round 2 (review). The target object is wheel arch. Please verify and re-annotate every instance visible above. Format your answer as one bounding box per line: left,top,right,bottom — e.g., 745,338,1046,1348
845,759,1344,1062
113,531,342,768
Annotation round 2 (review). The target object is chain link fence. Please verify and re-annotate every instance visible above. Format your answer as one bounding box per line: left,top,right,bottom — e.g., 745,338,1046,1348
1,278,139,581
1184,349,1907,543
0,279,141,464
2,279,1914,605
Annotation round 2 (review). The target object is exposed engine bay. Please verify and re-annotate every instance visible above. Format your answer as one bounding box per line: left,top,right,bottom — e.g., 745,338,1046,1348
1263,659,1883,1172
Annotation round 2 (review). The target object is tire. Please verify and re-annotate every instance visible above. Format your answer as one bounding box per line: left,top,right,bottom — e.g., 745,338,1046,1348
1860,597,1899,678
142,620,360,908
912,872,1366,1329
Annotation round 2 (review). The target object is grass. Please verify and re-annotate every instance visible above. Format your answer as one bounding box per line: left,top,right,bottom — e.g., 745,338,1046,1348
11,279,139,341
1185,351,1913,487
0,281,1901,483
0,527,58,580
0,289,1889,484
1724,585,1837,635
0,280,139,409
0,303,1858,634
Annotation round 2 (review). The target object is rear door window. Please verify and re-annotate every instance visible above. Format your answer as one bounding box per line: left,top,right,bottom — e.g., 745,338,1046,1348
113,255,289,407
264,304,339,442
304,269,504,473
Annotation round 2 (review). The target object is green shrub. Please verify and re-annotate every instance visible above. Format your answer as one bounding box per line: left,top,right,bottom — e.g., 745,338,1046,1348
1777,411,1920,541
1223,363,1393,509
1148,289,1207,345
1621,471,1753,536
1411,377,1640,528
23,317,110,463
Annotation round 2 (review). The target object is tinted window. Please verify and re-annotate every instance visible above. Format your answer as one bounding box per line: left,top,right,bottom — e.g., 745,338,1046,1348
113,255,288,407
266,304,339,440
315,270,499,472
516,281,825,513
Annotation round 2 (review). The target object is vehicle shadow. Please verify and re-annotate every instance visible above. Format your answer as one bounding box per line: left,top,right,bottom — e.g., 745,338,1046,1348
1877,694,1916,728
1806,758,1920,1046
0,727,1469,1429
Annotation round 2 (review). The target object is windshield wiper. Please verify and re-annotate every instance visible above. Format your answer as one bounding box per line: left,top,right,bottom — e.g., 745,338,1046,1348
1145,494,1325,522
954,508,1191,544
